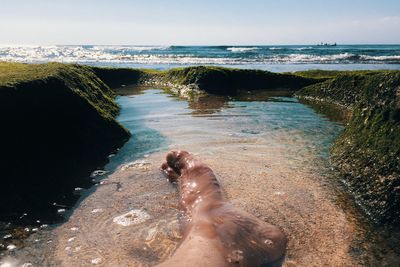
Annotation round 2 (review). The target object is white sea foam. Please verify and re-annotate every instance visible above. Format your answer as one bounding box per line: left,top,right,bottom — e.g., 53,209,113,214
227,47,260,52
360,55,400,61
91,45,170,52
294,46,313,51
269,53,356,63
0,45,398,65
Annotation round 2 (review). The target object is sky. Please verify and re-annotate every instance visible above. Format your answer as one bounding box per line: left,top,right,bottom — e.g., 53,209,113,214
0,0,399,45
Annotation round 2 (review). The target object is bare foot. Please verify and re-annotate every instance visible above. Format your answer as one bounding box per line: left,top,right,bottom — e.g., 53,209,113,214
159,150,287,267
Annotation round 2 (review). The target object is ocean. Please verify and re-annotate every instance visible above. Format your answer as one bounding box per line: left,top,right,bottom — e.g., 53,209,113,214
1,44,400,72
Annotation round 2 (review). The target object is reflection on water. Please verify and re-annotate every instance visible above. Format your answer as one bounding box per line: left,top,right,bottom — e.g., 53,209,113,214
298,98,351,124
104,86,170,171
187,95,232,116
3,87,399,266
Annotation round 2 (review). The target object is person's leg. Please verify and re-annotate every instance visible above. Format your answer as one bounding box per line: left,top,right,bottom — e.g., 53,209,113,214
158,151,287,267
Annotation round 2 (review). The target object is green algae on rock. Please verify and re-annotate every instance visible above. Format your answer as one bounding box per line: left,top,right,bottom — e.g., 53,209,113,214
88,66,319,98
89,66,151,88
296,71,400,225
0,62,130,223
157,66,318,95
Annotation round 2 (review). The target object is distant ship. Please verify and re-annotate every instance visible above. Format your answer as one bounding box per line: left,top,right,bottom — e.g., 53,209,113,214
317,42,337,46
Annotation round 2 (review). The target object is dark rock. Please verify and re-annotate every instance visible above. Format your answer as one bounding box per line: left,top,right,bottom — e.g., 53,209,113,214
0,63,130,223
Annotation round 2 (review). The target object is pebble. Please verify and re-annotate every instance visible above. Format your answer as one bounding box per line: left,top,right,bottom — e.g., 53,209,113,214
6,244,16,251
91,170,108,177
3,234,12,240
91,258,102,265
264,239,273,245
91,208,103,213
113,209,150,226
121,160,151,171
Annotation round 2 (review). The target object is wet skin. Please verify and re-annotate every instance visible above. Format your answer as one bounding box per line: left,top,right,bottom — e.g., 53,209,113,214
157,151,287,267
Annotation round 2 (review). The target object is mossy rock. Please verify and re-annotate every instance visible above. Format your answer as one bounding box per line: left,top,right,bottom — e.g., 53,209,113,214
160,66,318,95
297,70,400,225
90,66,150,88
291,69,385,80
331,72,400,225
0,62,130,222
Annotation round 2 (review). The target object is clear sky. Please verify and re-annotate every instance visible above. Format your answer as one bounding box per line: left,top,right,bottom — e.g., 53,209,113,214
1,0,399,45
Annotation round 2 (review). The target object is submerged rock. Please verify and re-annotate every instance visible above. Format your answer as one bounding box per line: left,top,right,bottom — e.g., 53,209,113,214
112,209,151,226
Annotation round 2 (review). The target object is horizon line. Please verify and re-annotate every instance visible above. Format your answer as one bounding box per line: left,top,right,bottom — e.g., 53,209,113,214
1,43,400,46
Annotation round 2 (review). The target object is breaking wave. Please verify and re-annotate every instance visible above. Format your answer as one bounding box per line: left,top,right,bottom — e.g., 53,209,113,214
227,47,260,52
0,45,399,66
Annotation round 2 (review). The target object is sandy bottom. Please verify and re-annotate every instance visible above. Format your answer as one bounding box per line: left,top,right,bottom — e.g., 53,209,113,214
4,89,398,266
11,150,359,266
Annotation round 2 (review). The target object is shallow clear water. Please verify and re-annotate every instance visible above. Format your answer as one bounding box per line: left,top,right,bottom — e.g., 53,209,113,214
3,88,399,266
92,89,399,266
105,89,343,174
1,44,400,72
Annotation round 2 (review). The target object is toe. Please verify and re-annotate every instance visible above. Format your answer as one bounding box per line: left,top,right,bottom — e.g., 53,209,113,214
166,150,190,173
167,167,180,182
161,162,169,170
161,160,180,182
162,166,180,182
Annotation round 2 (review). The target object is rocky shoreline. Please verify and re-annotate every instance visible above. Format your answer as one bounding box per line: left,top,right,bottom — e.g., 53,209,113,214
296,71,400,226
1,62,398,237
144,67,400,227
0,62,131,226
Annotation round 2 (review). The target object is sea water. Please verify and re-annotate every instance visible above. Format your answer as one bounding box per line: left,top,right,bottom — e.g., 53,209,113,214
1,44,400,72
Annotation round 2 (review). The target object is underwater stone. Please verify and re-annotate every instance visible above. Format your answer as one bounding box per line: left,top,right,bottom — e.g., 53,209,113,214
112,209,151,226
